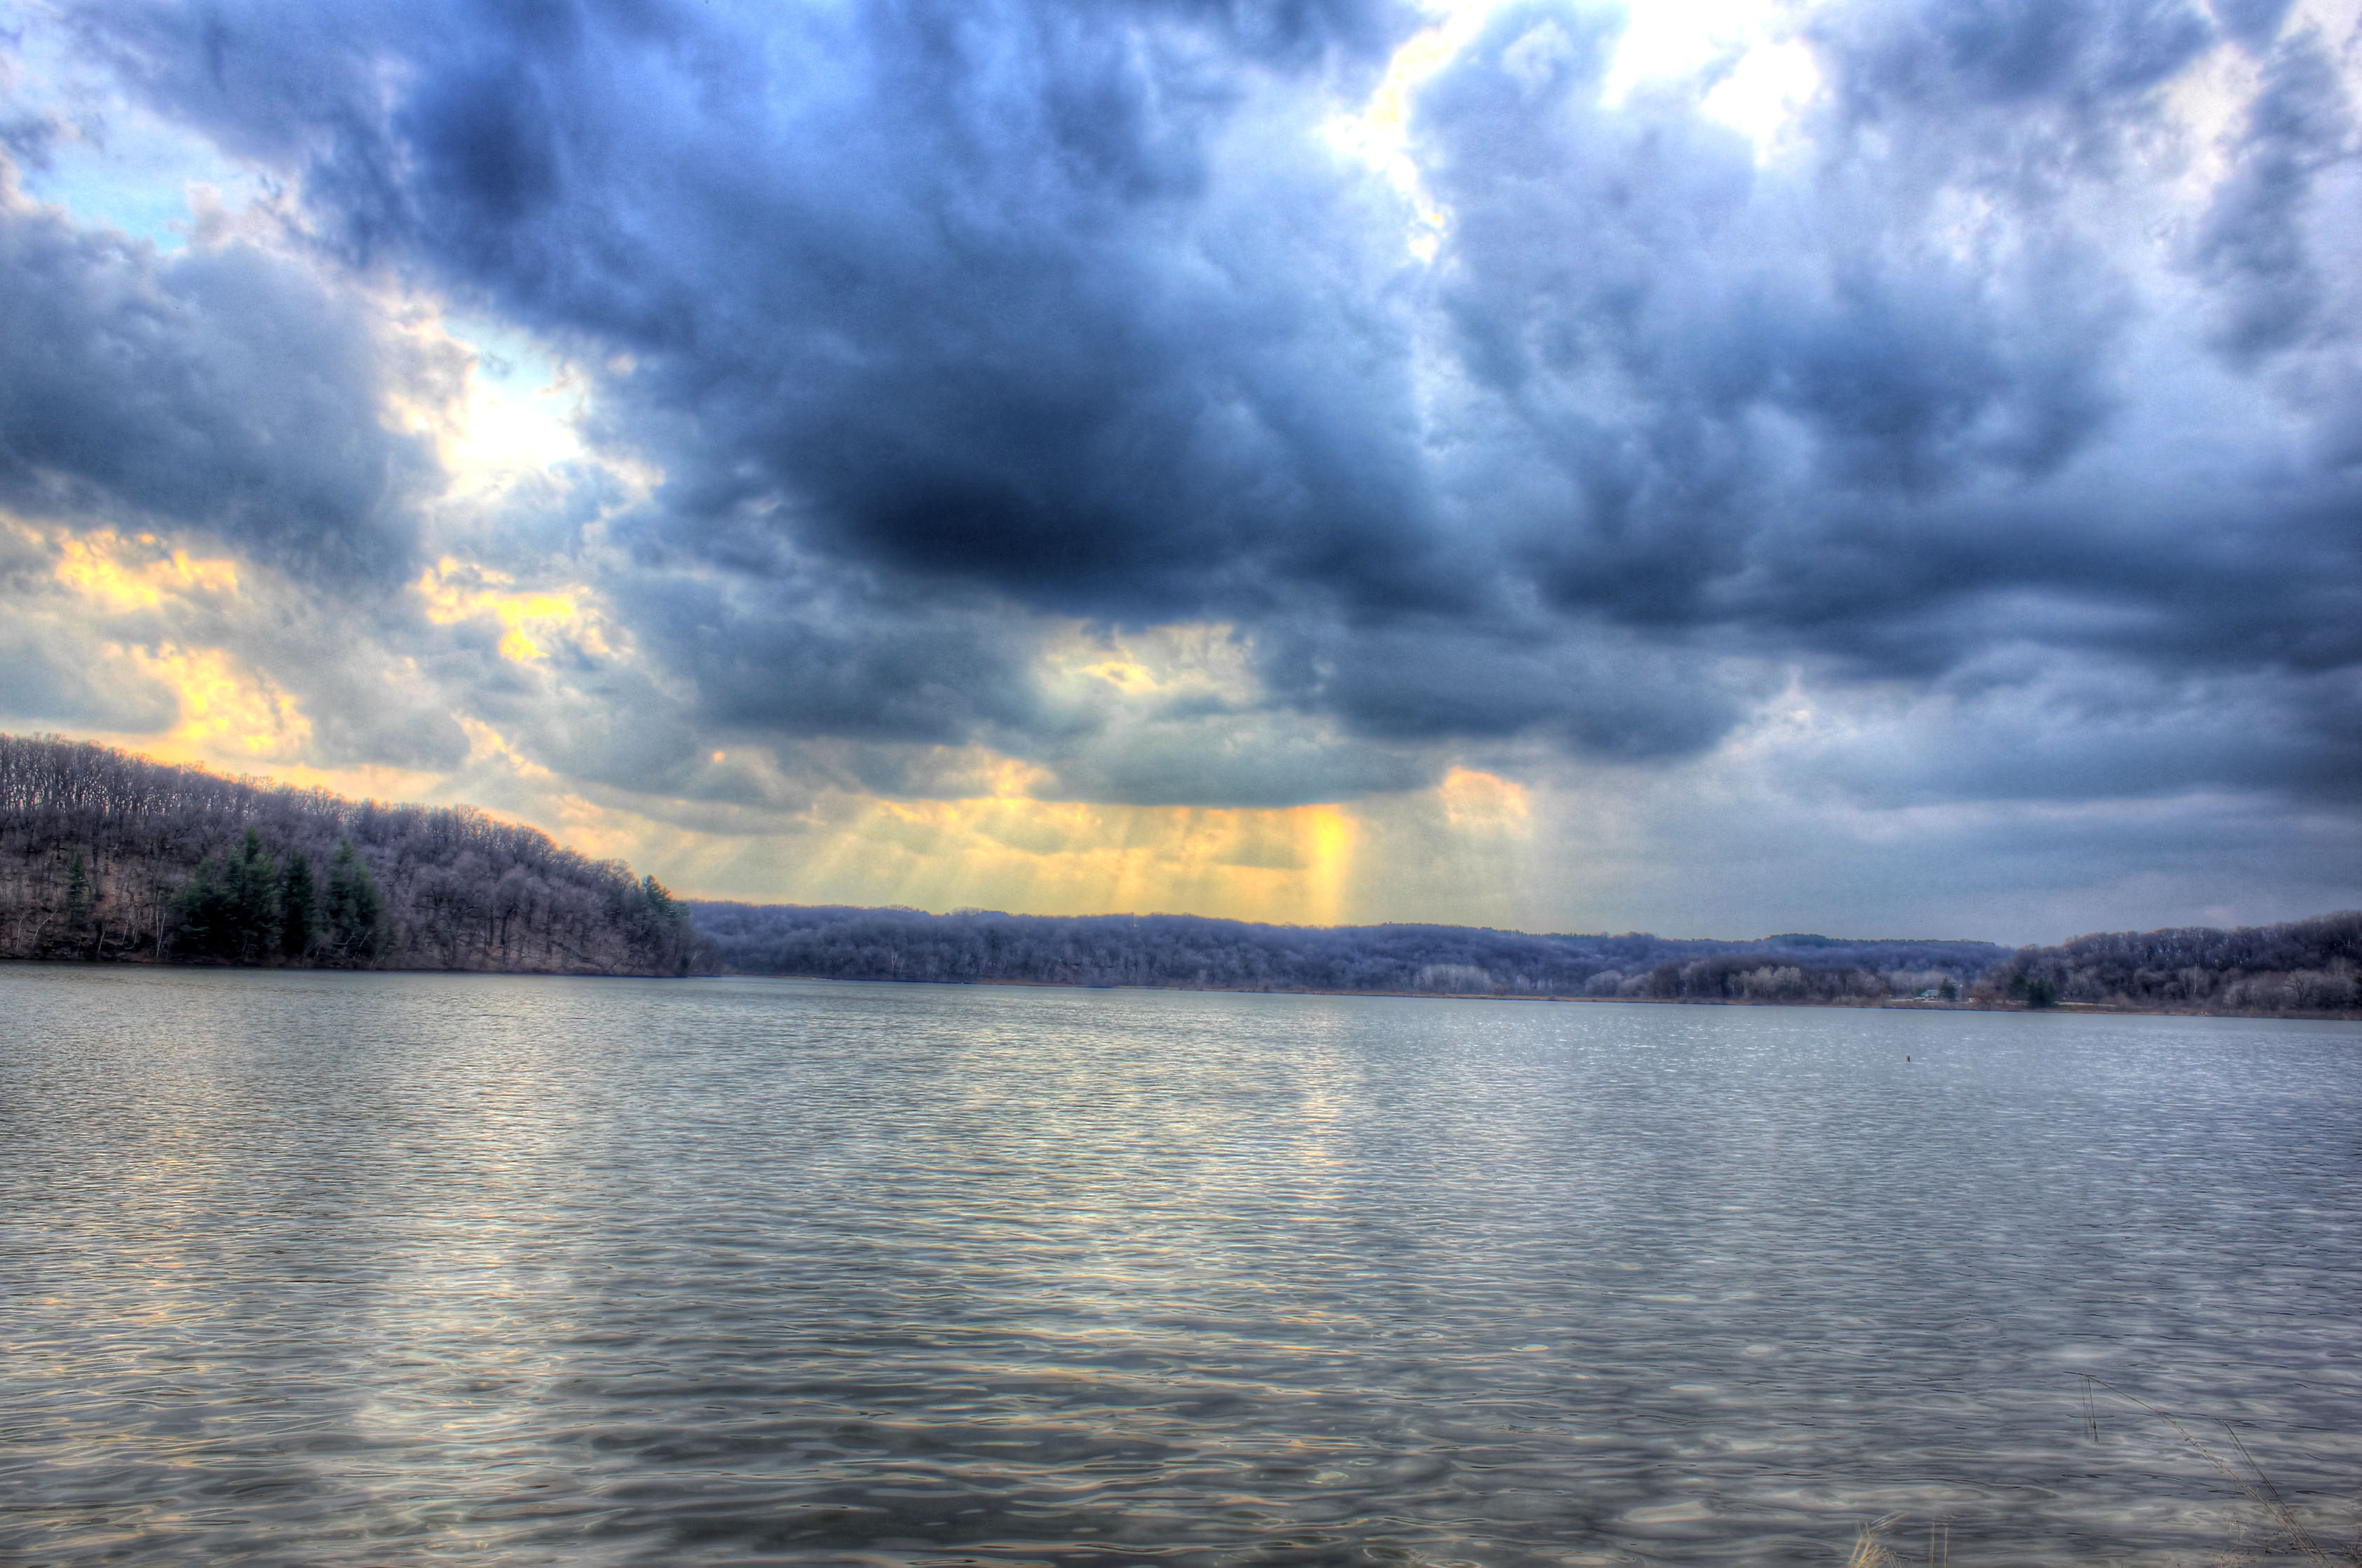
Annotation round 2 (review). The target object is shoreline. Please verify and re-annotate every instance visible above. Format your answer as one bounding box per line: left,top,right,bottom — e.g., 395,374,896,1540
707,971,2362,1021
11,955,2358,1021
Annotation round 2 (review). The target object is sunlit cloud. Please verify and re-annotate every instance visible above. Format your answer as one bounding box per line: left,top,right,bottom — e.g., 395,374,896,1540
430,317,592,484
123,643,311,759
743,793,1365,925
6,0,2361,944
1601,0,1813,121
416,557,611,664
50,530,240,611
1324,0,1505,257
1329,0,1820,258
1437,766,1532,833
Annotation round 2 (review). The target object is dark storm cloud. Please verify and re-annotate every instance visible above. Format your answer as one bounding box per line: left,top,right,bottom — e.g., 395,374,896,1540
71,0,1453,621
1416,0,2138,593
1810,0,2217,115
622,568,1053,748
1401,0,2362,800
2194,27,2358,360
43,0,2362,811
1781,657,2362,807
1254,615,1755,758
0,179,436,580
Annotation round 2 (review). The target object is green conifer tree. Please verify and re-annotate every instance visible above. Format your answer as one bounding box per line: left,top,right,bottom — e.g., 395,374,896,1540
173,829,283,962
226,829,283,962
324,838,391,964
172,854,231,958
281,850,319,960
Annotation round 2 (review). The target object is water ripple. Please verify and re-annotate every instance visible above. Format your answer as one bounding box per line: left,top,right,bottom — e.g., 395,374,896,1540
3,967,2358,1564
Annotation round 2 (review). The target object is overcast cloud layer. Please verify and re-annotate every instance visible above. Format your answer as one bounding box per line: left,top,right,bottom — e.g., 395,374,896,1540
2,0,2358,939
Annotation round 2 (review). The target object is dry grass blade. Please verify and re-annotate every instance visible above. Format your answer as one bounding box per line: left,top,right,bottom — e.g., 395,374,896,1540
1847,1512,1906,1568
2077,1375,2337,1567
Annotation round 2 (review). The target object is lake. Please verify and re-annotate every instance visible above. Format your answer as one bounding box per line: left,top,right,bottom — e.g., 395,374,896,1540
3,965,2357,1565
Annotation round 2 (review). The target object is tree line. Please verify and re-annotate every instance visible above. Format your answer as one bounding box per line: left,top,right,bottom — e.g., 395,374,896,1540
1988,912,2362,1014
1,733,693,975
687,901,2005,1002
691,901,2362,1016
12,732,2355,1014
163,829,391,964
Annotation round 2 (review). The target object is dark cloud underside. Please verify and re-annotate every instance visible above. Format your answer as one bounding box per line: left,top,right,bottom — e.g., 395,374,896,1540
18,0,2362,818
0,184,435,580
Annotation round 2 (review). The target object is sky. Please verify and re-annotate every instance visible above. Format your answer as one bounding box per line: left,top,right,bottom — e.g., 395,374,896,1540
1,0,2358,944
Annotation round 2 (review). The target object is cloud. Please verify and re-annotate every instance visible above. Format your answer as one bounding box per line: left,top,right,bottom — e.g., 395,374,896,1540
1812,0,2218,116
2193,25,2358,360
6,0,2362,930
0,559,182,731
0,172,443,581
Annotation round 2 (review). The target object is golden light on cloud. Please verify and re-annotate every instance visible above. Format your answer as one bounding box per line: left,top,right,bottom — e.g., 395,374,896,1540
1075,653,1162,695
454,714,555,777
15,510,1532,929
124,643,311,759
1324,1,1498,259
1437,766,1530,831
17,504,1551,929
417,557,608,663
1043,621,1258,707
447,716,667,860
52,531,239,610
788,794,1362,925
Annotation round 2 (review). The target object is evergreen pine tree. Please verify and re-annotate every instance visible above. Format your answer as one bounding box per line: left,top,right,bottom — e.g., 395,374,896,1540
281,850,319,960
173,854,234,960
325,838,391,964
173,829,282,962
225,829,283,962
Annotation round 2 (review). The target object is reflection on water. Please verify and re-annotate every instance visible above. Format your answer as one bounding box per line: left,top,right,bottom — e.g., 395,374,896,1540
2,965,2357,1565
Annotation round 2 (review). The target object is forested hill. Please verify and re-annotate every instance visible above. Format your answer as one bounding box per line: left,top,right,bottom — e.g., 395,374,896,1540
689,901,2008,1001
16,731,2355,1009
695,901,2362,1012
1996,912,2362,1013
1,734,693,975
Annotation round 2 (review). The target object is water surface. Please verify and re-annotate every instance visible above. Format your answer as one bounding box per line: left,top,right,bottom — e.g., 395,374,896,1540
4,966,2358,1564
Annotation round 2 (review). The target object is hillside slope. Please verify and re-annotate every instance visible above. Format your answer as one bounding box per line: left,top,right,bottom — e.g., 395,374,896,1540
1995,913,2362,1013
1,734,692,975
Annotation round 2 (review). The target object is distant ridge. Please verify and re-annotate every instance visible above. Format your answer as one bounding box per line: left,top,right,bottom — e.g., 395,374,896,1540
11,734,2356,1014
1,733,693,975
691,904,2362,1016
689,901,2007,1002
1991,913,2361,1014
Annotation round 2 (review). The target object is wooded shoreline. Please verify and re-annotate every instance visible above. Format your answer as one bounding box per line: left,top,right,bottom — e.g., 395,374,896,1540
20,957,2354,1023
8,733,2360,1016
2,733,695,976
692,971,2362,1019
